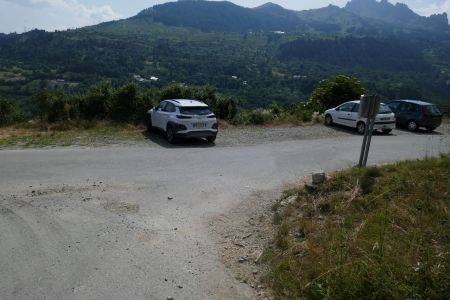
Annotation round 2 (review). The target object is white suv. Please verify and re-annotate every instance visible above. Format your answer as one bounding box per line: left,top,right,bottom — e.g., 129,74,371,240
147,99,218,144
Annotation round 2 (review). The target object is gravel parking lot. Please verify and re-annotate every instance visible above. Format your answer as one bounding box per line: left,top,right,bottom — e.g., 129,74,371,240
152,123,450,147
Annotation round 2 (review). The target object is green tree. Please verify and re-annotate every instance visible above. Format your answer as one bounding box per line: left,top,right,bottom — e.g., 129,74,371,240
32,88,55,121
310,75,366,110
47,90,70,122
0,98,23,126
111,83,139,122
79,80,113,120
32,88,78,122
214,95,238,120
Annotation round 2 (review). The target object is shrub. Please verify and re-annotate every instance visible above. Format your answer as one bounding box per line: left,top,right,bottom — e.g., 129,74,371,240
78,81,113,120
213,95,238,120
310,75,366,110
0,98,24,126
110,83,139,122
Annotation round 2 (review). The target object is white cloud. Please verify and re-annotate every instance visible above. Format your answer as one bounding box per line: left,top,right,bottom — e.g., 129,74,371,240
1,0,122,32
416,0,450,22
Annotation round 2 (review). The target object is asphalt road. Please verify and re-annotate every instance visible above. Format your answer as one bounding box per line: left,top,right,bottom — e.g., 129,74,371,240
1,131,449,299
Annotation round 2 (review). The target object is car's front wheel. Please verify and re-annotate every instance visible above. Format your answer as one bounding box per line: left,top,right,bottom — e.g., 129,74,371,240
324,114,333,126
166,126,177,144
146,115,153,132
407,120,418,132
357,122,366,134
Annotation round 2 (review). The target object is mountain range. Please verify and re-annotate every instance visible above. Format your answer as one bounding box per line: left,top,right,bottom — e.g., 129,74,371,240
137,0,449,34
0,0,449,108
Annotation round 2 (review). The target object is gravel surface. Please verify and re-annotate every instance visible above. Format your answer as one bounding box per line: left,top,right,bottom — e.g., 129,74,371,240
144,123,450,148
1,123,449,150
216,125,352,146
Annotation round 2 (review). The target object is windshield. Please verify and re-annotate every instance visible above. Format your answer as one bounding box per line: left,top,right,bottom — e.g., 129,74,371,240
425,105,441,115
179,106,213,116
379,104,392,114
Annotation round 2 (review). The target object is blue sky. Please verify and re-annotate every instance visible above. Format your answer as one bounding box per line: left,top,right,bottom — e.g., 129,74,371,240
0,0,449,33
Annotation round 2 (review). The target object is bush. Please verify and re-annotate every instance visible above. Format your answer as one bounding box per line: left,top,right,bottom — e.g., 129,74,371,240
0,98,24,126
310,75,366,110
213,95,238,120
110,83,138,122
32,88,75,122
78,81,113,120
158,84,238,120
231,108,274,125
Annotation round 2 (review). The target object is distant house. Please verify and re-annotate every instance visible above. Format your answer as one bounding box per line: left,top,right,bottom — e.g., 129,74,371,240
133,74,159,83
46,79,79,89
133,74,145,82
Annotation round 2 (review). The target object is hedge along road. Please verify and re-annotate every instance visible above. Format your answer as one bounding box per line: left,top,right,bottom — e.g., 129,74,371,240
0,131,449,300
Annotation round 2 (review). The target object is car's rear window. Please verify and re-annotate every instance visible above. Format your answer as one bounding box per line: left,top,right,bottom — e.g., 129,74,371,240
379,104,393,114
424,105,441,115
179,107,212,115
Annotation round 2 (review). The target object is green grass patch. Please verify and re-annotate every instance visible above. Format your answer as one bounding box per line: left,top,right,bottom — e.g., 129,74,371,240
264,156,450,299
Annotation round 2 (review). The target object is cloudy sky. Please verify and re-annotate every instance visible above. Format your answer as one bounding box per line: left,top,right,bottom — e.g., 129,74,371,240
0,0,449,33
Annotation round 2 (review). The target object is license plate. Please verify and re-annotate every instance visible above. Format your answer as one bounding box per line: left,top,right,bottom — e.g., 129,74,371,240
193,123,207,129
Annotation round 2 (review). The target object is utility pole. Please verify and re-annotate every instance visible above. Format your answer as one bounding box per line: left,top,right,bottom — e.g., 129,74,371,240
358,95,381,168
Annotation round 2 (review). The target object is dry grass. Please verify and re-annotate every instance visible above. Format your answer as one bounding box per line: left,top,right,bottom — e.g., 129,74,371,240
0,121,146,147
263,156,450,299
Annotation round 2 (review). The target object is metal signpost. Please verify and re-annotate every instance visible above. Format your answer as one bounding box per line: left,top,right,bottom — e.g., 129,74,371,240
358,95,381,167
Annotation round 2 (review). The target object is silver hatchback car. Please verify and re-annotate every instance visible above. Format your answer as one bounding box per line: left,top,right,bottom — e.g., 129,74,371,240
324,100,396,134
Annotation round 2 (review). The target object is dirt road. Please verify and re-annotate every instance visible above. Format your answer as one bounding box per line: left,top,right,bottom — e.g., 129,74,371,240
1,127,449,299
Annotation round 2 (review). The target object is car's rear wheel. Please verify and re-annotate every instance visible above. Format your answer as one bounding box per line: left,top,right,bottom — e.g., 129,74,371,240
426,126,436,132
382,129,392,134
166,126,177,144
325,114,333,126
407,120,418,132
146,115,152,132
206,136,216,143
357,122,366,135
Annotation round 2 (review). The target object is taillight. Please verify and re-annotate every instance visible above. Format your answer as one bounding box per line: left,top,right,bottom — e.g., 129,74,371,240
212,123,219,129
177,115,192,119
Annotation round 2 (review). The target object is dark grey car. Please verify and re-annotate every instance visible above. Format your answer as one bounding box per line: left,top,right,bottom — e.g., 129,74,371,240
387,100,443,131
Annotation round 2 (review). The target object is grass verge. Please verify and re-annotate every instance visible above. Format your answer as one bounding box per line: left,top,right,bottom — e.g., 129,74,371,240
263,156,450,299
0,121,146,148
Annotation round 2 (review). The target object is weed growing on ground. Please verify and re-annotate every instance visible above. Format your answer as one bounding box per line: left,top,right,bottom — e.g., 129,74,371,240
264,156,450,299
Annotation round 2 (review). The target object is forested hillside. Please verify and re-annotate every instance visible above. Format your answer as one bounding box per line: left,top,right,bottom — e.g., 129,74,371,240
0,0,449,112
